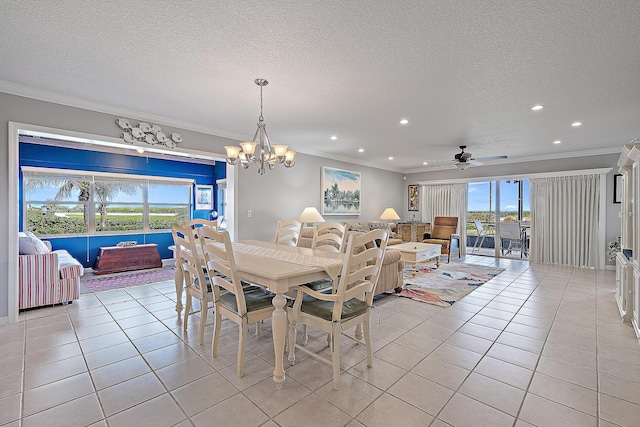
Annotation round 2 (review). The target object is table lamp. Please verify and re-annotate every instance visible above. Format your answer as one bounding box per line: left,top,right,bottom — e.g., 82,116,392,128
298,207,325,227
379,208,401,222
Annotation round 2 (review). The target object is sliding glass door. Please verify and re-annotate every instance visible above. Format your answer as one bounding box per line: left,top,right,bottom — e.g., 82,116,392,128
497,180,530,258
467,182,496,256
467,179,530,258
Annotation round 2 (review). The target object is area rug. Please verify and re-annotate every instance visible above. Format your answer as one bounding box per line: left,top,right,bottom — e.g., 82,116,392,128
395,263,505,307
81,267,176,293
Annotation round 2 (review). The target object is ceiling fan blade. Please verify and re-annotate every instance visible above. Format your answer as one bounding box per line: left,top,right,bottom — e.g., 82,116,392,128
471,155,508,161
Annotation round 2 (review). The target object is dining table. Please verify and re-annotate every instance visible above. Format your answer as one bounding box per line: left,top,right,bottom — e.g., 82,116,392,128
172,239,344,389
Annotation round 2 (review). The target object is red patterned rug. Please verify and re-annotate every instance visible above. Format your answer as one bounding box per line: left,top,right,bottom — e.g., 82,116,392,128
395,263,505,307
81,267,176,293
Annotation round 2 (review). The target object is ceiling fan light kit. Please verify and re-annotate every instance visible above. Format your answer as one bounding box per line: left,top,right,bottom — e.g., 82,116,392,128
450,145,507,171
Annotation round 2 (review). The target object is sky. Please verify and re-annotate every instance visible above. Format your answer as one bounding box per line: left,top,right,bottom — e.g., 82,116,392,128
468,180,530,212
25,182,190,204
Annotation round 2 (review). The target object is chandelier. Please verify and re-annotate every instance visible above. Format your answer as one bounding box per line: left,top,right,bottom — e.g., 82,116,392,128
225,79,295,175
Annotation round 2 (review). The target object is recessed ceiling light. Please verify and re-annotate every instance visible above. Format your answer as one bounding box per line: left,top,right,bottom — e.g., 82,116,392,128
423,161,428,165
553,140,561,144
572,122,582,127
136,148,145,153
358,148,364,153
531,105,544,111
330,136,337,140
388,156,394,160
399,119,409,125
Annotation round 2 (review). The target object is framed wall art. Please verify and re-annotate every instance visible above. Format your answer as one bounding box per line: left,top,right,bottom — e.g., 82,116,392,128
408,184,420,211
321,167,361,215
195,184,214,210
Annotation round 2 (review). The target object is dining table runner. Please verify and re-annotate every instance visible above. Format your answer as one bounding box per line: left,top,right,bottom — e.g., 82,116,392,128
232,242,343,280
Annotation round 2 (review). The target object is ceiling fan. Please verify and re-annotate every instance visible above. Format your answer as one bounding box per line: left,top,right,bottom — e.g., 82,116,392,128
453,146,507,170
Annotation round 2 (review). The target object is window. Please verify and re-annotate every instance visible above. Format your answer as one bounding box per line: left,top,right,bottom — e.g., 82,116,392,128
23,167,192,237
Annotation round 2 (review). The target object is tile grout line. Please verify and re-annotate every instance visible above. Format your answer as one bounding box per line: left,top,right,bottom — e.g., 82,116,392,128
421,260,533,425
510,266,567,425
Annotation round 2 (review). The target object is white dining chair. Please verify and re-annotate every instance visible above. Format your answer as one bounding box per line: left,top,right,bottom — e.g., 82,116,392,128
198,227,275,377
287,228,388,390
274,219,302,246
311,222,346,253
172,222,213,345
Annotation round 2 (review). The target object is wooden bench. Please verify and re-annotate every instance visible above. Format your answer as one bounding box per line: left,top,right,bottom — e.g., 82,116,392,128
93,243,162,275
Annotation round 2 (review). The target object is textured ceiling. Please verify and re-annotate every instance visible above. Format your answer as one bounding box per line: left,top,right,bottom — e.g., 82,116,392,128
1,0,639,172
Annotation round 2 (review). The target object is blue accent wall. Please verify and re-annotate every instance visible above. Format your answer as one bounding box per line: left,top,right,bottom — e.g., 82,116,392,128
19,142,225,266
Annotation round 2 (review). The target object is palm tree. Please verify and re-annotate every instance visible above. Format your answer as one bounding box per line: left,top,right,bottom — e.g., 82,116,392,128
26,178,139,227
52,180,91,225
54,181,139,228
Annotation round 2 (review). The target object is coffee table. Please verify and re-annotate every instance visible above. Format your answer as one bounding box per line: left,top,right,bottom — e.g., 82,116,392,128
392,242,441,276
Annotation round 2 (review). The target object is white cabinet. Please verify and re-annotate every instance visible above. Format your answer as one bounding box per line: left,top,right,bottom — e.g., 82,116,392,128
633,267,640,337
615,252,633,323
617,139,640,336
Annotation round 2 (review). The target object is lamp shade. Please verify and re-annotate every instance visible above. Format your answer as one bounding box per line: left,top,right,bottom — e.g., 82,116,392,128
298,207,325,223
379,208,401,221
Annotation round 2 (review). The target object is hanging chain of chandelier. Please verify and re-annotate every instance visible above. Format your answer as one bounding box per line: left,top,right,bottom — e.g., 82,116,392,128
225,79,296,175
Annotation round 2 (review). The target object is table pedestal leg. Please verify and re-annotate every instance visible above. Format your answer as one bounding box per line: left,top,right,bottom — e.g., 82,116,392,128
175,266,184,313
272,293,287,389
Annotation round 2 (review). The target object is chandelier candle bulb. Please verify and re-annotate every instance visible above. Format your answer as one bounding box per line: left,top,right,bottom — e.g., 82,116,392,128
285,150,296,166
224,146,241,160
274,145,288,157
240,141,257,155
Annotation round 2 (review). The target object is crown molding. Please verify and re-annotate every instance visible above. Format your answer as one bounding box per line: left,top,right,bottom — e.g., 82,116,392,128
417,167,613,185
403,146,623,174
1,80,405,174
294,146,405,174
0,80,247,141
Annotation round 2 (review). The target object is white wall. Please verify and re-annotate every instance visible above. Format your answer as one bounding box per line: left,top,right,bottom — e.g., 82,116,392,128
236,154,404,241
0,92,404,320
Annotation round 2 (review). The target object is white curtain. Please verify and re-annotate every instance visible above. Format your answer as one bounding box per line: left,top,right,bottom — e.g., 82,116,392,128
530,174,600,268
422,183,468,256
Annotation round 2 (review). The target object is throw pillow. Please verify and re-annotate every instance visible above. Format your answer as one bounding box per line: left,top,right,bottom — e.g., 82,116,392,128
347,223,365,232
19,231,50,255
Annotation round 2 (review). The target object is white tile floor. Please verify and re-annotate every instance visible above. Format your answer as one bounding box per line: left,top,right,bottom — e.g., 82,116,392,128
2,255,640,426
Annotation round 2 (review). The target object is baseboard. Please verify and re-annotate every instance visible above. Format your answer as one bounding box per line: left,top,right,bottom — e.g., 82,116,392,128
0,316,11,326
605,264,616,271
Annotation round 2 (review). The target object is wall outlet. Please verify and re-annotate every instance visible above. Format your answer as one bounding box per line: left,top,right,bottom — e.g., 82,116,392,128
247,210,252,217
